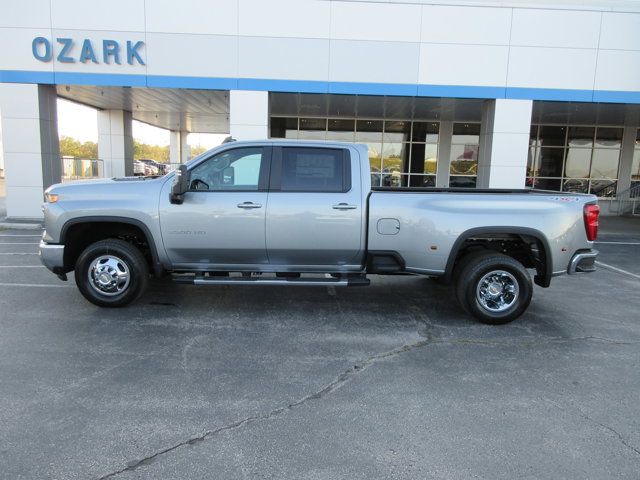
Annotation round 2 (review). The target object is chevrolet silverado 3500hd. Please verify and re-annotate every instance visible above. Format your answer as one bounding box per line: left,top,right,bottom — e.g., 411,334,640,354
40,140,599,324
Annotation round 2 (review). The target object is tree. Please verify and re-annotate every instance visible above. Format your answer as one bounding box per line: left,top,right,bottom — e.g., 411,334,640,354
190,144,208,157
59,136,98,159
133,140,169,162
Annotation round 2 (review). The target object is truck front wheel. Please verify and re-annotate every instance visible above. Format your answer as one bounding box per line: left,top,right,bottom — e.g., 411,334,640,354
75,239,149,307
454,252,532,325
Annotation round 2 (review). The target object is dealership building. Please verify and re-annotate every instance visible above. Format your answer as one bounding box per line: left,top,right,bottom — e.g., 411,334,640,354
1,0,640,219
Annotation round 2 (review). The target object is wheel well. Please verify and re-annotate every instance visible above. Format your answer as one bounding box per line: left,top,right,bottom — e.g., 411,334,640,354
447,233,550,287
61,221,154,273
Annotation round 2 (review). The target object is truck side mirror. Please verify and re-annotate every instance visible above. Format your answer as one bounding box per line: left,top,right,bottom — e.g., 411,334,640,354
169,165,190,204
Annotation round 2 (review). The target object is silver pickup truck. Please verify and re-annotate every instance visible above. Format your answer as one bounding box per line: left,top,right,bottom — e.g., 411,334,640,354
40,140,600,324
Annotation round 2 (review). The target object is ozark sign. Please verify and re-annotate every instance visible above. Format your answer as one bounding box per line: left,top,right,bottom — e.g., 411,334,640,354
31,37,145,65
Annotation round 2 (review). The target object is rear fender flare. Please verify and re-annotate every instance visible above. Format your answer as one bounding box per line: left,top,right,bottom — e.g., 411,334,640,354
443,226,552,288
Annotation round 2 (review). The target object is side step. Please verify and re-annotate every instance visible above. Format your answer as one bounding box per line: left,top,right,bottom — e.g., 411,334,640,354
172,274,370,287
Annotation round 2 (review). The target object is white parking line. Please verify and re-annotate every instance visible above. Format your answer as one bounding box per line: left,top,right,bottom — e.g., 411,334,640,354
596,261,640,280
0,282,72,288
595,241,640,245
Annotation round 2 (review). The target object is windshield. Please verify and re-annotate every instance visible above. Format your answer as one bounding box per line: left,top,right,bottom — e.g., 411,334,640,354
184,147,217,167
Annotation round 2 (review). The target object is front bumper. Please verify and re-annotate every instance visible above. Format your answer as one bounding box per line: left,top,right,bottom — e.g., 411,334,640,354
39,241,65,273
567,249,598,274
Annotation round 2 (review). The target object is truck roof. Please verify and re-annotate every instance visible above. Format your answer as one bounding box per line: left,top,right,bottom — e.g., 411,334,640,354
221,139,363,149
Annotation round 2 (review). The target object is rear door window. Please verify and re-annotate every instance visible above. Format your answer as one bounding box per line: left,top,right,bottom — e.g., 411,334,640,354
277,147,350,192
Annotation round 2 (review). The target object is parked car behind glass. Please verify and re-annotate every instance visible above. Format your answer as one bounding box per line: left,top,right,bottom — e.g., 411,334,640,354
133,160,145,176
138,159,159,176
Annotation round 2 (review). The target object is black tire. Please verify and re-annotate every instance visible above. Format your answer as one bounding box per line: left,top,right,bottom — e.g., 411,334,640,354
454,252,532,325
75,239,149,307
452,250,492,314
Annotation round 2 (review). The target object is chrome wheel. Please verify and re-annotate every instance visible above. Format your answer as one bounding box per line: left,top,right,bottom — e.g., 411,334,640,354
475,270,519,313
88,255,131,296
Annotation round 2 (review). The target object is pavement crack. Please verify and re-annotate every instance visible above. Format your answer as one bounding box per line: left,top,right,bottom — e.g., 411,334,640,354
548,400,640,457
408,304,435,340
96,337,431,479
95,327,635,479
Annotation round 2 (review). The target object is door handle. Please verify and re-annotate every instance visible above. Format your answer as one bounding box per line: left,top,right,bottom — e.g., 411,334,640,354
237,202,262,209
332,203,357,210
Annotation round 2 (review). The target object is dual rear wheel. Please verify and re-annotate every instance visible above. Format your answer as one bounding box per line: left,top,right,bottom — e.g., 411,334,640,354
453,251,533,325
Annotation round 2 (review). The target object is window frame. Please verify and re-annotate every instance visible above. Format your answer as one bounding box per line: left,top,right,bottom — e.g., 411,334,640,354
269,146,352,193
448,122,481,184
269,116,439,188
186,146,272,193
528,123,623,198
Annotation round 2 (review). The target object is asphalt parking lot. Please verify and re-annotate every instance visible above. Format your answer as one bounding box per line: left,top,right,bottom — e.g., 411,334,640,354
1,221,639,479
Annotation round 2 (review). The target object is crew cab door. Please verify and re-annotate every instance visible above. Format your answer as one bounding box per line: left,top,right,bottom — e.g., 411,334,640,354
265,146,363,268
159,146,271,267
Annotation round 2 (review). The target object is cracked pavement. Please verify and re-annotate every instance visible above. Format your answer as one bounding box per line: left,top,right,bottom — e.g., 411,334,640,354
1,225,639,479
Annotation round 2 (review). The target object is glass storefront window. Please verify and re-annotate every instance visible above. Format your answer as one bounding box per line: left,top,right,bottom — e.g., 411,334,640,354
589,180,617,197
270,117,298,139
534,178,562,191
449,123,480,186
595,127,623,148
564,148,591,178
539,126,566,147
449,145,478,176
529,124,623,197
355,120,383,142
410,175,436,187
590,149,620,179
527,147,539,177
423,144,438,174
270,116,439,189
412,122,439,143
366,143,383,174
632,130,640,189
450,176,477,188
452,123,480,145
382,143,407,173
567,126,594,147
562,179,589,194
632,150,640,183
383,121,411,143
326,119,355,141
529,125,539,147
539,146,565,177
298,118,326,140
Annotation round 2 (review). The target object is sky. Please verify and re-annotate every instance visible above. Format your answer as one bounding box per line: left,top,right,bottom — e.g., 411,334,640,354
57,98,227,148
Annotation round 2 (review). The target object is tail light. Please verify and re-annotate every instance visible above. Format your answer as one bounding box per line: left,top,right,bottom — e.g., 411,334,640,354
583,204,600,241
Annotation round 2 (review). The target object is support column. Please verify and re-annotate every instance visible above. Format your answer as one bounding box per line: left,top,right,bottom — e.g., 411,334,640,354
170,130,190,163
98,109,133,178
229,90,268,140
169,130,181,164
617,126,639,197
477,99,533,189
436,121,453,188
180,131,190,163
0,83,60,219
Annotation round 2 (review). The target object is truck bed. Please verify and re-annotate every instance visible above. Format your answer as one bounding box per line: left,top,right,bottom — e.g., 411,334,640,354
367,188,596,279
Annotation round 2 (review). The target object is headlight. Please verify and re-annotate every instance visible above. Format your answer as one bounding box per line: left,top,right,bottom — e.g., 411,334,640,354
44,192,59,203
